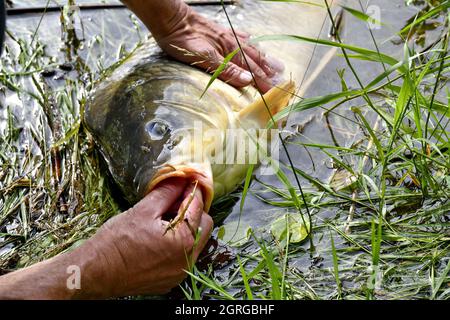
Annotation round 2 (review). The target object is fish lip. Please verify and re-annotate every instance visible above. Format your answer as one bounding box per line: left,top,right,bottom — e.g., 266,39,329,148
144,165,214,212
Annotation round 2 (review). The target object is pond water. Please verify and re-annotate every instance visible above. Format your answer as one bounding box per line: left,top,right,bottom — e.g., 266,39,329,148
0,0,448,299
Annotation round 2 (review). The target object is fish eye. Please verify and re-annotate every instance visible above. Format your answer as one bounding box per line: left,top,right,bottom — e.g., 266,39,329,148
145,121,170,140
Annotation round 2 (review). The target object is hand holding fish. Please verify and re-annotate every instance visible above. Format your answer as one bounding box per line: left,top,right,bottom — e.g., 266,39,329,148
122,0,284,93
0,178,212,298
87,178,213,297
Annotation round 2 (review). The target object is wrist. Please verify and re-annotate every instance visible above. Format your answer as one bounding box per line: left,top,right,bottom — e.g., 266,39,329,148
69,226,128,299
159,1,192,38
0,220,128,299
122,0,192,41
0,240,109,299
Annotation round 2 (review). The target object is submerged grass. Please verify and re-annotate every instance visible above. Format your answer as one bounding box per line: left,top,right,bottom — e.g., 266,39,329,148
0,1,126,269
0,0,449,300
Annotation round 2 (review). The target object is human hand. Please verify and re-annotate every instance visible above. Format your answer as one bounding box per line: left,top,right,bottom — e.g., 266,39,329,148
86,178,213,297
154,6,284,93
0,178,212,299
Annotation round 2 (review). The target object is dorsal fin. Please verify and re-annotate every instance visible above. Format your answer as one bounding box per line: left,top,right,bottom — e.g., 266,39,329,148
238,81,296,127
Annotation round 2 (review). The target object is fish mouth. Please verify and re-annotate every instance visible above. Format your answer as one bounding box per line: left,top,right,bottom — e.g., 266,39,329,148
144,164,214,212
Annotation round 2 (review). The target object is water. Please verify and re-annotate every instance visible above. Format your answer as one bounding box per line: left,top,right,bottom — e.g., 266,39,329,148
0,0,448,298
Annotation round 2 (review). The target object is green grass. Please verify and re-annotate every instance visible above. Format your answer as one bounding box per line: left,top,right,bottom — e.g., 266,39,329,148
183,0,450,300
0,1,126,269
0,0,449,300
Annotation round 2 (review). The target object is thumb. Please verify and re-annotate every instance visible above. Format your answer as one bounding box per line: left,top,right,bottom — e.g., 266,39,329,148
132,178,188,219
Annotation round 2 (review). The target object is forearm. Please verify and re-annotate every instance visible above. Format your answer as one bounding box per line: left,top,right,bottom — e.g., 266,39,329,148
0,235,117,299
121,0,191,38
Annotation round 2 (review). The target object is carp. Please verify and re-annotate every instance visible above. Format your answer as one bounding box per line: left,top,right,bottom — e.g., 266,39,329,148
84,0,337,211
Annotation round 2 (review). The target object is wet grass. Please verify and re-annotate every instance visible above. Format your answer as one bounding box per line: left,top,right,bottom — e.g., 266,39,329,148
0,0,449,300
183,0,450,300
0,1,127,270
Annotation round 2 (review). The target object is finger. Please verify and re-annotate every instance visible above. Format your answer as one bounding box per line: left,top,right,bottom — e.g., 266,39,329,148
192,213,213,260
233,53,265,79
217,61,255,88
195,52,254,88
132,177,188,219
253,77,273,93
237,56,274,93
241,45,285,76
235,30,250,40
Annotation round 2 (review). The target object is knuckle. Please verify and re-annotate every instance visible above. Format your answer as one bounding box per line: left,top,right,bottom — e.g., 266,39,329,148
183,232,196,250
217,30,228,39
179,229,195,251
223,65,239,78
203,49,218,62
102,214,120,231
254,67,266,78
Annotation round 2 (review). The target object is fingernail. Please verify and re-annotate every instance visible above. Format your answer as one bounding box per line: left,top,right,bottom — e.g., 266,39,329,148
266,56,285,72
271,75,285,86
239,70,253,83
